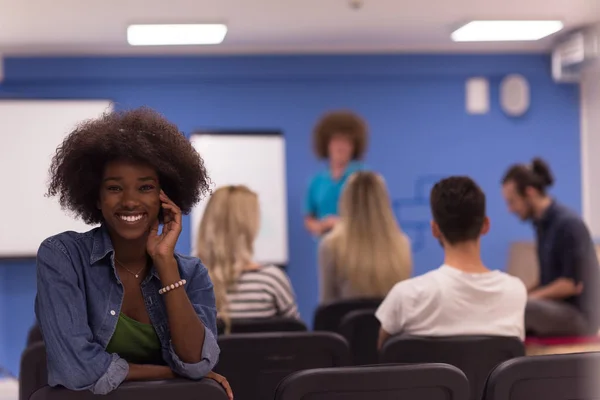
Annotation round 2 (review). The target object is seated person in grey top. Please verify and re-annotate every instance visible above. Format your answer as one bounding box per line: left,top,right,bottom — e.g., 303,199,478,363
318,171,412,303
502,157,600,337
36,108,231,397
196,185,300,334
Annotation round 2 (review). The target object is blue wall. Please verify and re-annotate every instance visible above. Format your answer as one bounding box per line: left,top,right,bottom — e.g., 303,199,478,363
0,54,581,375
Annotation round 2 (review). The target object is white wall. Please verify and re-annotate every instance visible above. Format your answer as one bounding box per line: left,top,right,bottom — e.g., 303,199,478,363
581,60,600,237
0,100,112,257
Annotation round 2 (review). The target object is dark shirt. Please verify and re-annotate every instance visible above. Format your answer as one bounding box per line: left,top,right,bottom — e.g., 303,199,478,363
534,201,600,328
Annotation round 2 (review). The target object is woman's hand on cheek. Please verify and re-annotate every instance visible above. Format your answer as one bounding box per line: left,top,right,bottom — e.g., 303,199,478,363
146,190,183,262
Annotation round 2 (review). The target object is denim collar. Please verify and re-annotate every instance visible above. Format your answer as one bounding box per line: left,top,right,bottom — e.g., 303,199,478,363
90,224,160,279
90,224,114,265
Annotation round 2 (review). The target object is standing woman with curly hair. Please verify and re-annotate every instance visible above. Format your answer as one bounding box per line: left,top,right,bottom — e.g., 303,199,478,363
37,107,231,398
304,110,369,237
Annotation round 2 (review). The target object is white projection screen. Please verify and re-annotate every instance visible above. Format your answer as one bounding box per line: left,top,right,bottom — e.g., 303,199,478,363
189,132,289,266
0,100,113,258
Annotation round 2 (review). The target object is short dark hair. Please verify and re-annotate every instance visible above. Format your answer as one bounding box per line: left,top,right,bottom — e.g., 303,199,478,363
312,110,368,160
47,107,210,224
430,176,486,245
501,157,554,196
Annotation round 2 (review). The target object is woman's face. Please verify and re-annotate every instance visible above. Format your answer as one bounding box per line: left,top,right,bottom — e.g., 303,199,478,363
328,133,354,165
99,160,161,241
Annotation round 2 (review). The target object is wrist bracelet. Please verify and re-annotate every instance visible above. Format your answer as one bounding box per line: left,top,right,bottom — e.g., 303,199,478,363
159,279,186,295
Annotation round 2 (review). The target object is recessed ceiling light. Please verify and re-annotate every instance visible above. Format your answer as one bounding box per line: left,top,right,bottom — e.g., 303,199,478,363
127,24,228,46
451,20,564,42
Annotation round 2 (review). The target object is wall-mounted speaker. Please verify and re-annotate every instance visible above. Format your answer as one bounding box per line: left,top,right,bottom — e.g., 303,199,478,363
465,77,490,115
500,74,530,117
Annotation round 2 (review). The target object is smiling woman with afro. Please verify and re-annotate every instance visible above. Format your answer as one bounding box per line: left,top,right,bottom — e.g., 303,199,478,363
36,107,232,398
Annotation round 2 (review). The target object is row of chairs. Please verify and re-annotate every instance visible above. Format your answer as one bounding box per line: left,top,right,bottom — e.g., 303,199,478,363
22,348,600,400
29,379,226,400
226,300,383,366
22,329,524,400
278,352,600,400
23,298,592,399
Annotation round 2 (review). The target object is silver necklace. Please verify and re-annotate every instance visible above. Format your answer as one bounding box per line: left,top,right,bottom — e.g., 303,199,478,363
115,258,145,279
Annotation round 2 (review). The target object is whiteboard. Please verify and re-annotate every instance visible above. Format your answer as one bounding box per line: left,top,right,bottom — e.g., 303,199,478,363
0,100,113,257
190,133,289,265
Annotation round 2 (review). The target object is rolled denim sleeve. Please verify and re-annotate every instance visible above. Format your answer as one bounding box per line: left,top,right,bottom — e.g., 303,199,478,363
168,325,219,379
166,260,220,379
91,355,129,395
35,238,128,394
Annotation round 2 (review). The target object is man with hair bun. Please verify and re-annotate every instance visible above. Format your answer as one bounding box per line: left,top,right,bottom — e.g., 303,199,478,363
502,157,600,337
304,110,369,237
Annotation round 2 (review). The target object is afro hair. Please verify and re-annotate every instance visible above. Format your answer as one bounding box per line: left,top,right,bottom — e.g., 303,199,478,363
312,110,369,160
47,107,210,225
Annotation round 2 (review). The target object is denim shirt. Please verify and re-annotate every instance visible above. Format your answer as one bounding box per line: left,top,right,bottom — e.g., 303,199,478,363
34,225,220,395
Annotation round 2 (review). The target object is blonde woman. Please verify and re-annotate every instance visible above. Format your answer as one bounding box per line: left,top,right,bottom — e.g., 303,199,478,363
197,185,299,332
318,171,412,303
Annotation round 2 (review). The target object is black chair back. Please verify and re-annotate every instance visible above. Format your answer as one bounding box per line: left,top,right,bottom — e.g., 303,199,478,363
274,363,470,400
217,317,307,335
483,352,600,400
313,298,382,332
381,335,524,400
19,342,47,400
30,379,228,400
338,308,380,365
26,325,43,346
215,331,350,400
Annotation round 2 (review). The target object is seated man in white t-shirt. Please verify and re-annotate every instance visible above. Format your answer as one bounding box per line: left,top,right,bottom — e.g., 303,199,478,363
376,176,527,350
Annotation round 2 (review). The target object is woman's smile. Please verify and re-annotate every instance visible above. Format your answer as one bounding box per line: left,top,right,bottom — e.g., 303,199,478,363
115,212,148,225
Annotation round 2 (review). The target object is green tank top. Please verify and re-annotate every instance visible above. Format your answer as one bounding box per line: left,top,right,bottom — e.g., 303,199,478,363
105,313,164,365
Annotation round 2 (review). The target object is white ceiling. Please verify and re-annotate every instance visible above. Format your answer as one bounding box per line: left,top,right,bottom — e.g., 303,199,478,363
0,0,597,56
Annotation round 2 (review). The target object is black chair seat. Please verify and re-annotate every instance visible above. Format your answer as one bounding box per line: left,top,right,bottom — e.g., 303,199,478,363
30,379,228,400
482,352,600,400
26,325,44,346
217,317,307,334
381,335,524,400
19,342,47,400
215,331,350,400
338,308,380,365
313,298,382,332
274,363,470,400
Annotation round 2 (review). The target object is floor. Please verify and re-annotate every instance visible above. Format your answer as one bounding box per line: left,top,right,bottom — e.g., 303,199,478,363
0,378,17,400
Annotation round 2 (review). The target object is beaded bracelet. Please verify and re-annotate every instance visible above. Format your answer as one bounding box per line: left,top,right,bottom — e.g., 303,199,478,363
159,279,187,295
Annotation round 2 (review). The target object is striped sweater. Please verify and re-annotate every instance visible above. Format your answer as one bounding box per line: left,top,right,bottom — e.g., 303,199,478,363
226,265,300,320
